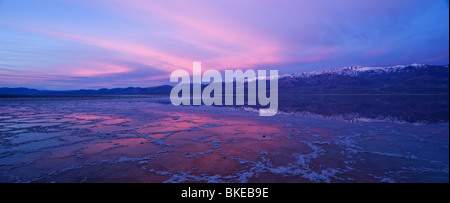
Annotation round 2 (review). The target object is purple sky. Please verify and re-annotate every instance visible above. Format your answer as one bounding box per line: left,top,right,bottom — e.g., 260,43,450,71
0,0,448,90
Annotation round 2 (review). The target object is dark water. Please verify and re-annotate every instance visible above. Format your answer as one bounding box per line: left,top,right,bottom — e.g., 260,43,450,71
267,95,448,124
0,95,448,183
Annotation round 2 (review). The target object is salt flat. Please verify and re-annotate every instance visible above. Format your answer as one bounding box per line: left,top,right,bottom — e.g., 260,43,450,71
0,95,448,183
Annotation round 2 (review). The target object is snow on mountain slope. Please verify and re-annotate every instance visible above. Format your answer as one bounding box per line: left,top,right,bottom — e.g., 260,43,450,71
280,64,440,79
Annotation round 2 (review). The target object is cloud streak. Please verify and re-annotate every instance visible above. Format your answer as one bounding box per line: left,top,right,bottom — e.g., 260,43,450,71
0,0,448,89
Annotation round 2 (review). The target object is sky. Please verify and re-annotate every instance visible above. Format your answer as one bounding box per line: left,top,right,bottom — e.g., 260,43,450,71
0,0,448,90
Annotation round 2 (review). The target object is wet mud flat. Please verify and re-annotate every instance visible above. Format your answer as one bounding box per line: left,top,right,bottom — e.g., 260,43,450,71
0,95,448,183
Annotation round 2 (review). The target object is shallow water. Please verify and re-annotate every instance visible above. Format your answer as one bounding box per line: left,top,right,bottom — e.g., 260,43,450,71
0,95,448,183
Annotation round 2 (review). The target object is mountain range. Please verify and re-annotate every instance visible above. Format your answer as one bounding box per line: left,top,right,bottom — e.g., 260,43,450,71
276,64,448,94
0,85,173,96
1,64,448,95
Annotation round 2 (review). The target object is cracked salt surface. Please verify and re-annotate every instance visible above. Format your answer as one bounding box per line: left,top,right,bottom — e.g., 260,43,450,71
0,96,448,183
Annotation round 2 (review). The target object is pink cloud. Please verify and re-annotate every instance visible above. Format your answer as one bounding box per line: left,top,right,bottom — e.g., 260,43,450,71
31,28,193,71
68,62,132,77
3,0,444,90
14,0,345,79
71,0,290,70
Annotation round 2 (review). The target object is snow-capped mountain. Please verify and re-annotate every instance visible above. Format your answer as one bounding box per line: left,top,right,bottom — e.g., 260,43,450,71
277,64,449,94
1,64,448,95
281,63,442,79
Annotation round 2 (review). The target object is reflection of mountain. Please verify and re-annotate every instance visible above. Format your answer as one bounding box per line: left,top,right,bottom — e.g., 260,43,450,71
274,64,449,123
220,95,449,124
232,64,449,123
278,95,448,124
277,64,449,94
1,64,448,123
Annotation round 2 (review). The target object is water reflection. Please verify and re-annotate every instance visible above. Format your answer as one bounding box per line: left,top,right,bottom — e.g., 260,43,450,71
0,95,448,183
215,95,449,124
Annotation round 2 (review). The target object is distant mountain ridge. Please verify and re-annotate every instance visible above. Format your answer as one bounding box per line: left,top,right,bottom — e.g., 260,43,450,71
280,63,435,78
1,64,448,95
0,85,173,95
277,64,449,94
